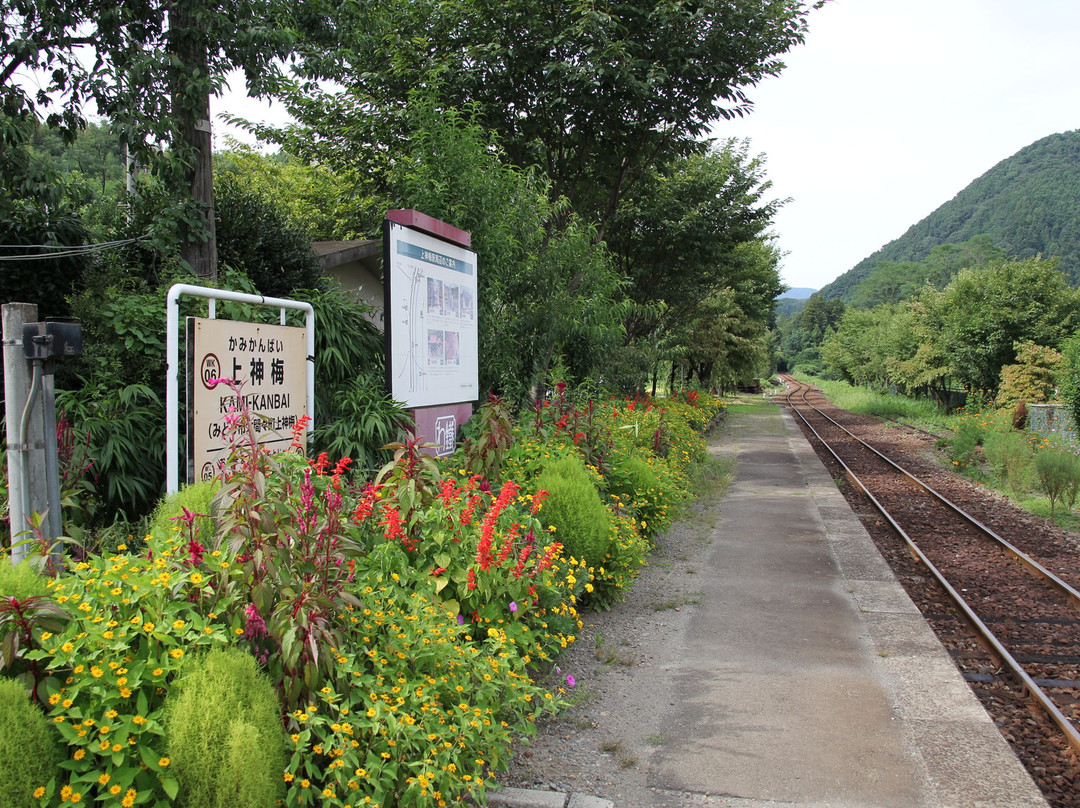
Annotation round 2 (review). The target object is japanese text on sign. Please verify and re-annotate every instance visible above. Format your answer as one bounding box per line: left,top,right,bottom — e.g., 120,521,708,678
188,317,307,482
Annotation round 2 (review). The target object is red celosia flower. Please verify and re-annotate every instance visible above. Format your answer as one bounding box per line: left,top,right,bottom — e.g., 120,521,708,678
467,569,477,590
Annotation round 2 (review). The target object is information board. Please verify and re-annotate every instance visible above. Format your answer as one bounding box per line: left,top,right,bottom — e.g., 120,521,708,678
187,317,307,482
384,220,479,408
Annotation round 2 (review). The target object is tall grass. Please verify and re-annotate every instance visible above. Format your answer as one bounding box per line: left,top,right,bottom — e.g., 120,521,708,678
795,376,954,430
788,374,1080,532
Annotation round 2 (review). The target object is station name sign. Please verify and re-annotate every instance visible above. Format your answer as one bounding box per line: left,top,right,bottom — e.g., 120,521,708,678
187,317,307,482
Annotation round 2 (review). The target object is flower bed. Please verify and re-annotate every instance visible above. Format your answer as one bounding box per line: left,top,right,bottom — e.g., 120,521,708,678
1,385,723,808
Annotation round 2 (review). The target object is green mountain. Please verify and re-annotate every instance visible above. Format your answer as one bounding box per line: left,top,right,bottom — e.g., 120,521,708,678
821,130,1080,301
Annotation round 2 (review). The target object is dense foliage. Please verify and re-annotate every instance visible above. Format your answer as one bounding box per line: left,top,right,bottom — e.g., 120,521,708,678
0,384,723,807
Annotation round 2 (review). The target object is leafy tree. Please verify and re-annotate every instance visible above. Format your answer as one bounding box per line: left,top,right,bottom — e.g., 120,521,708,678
214,173,323,297
996,342,1064,409
610,140,784,344
782,292,845,359
0,112,90,318
214,147,381,240
848,236,1007,308
934,257,1080,393
1056,332,1080,428
1,0,312,277
271,0,819,234
680,287,770,390
820,306,893,388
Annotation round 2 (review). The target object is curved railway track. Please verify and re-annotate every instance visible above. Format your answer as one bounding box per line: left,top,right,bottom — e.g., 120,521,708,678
779,376,1080,807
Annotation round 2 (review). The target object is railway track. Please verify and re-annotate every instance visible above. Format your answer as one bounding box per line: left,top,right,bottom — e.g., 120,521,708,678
780,376,1080,806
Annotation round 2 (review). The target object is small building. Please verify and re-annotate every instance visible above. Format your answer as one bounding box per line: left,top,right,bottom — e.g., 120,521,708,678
312,240,383,327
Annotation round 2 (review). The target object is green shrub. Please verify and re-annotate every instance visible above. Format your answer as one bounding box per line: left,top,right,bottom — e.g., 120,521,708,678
535,455,612,568
0,560,49,598
984,430,1034,496
1034,448,1080,518
55,381,166,520
164,647,286,808
947,416,987,474
0,677,62,808
605,452,669,538
148,480,220,545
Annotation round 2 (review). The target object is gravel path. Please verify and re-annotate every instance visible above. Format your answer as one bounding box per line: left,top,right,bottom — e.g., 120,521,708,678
492,417,737,805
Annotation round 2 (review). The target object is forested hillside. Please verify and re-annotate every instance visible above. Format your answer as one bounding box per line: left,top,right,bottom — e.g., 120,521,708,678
821,130,1080,300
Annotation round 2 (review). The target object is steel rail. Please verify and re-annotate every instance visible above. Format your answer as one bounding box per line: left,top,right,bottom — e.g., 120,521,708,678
781,377,1080,756
783,379,1080,611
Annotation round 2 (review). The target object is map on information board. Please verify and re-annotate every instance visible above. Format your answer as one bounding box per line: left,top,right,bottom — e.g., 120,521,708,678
384,220,479,407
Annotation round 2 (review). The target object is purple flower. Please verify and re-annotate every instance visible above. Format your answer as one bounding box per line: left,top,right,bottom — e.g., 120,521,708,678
457,614,466,625
243,604,268,642
566,674,576,687
509,601,518,613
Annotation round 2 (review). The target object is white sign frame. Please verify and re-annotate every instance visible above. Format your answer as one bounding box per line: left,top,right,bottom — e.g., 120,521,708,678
166,284,314,494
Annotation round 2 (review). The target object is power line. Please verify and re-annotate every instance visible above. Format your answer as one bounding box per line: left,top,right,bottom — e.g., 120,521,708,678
0,235,150,261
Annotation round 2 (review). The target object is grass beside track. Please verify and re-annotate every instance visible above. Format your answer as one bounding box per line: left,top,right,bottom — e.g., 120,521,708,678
782,375,1080,536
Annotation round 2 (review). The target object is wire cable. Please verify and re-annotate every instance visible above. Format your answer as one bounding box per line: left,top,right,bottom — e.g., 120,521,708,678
0,235,150,261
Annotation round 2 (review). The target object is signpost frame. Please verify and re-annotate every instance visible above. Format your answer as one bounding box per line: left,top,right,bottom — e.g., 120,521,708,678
165,284,315,494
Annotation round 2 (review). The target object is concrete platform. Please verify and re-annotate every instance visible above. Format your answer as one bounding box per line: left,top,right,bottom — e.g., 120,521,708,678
490,403,1048,808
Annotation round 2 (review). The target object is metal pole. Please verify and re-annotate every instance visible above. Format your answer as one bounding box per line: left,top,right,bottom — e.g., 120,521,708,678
3,303,45,565
40,361,63,542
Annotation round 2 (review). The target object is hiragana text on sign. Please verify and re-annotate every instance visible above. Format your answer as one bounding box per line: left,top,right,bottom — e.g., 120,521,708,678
188,317,307,482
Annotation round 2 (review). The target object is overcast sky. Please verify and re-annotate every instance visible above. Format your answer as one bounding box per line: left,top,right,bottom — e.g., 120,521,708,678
716,0,1080,291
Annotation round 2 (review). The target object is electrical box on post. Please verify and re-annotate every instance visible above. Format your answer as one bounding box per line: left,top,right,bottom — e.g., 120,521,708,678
22,320,83,360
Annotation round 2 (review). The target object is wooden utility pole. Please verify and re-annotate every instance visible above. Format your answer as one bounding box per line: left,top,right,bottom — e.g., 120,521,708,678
169,0,218,282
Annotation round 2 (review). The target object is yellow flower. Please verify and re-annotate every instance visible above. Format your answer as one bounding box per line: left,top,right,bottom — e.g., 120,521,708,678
142,622,155,633
98,773,111,785
122,788,137,808
190,573,204,584
158,757,170,767
33,786,45,798
172,620,186,630
169,648,184,659
110,785,122,795
73,748,85,760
